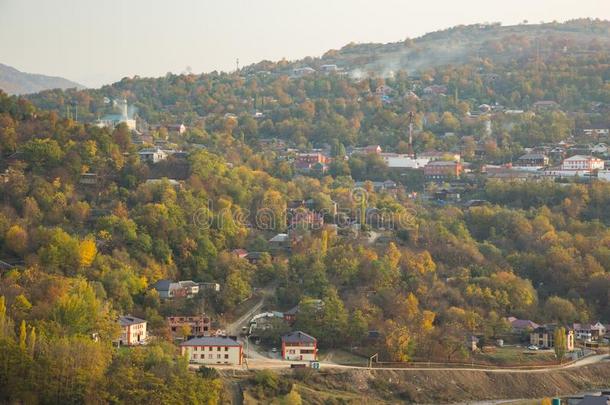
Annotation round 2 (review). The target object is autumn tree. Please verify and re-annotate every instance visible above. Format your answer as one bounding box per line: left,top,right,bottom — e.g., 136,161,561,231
553,327,567,362
5,225,28,255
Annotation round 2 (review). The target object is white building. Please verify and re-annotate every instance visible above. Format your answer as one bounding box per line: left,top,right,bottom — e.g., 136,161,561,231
138,147,168,163
380,153,430,169
598,170,610,182
293,67,315,77
561,155,604,172
118,315,147,346
180,336,243,365
96,99,137,131
320,64,338,72
281,331,317,361
583,128,609,137
591,143,608,154
151,279,200,299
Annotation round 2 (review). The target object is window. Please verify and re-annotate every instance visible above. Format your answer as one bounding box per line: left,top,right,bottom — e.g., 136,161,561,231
208,354,213,359
217,347,221,351
225,347,228,351
224,354,229,359
217,354,221,359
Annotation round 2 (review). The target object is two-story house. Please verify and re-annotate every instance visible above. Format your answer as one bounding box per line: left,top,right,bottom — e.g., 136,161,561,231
118,315,147,346
180,336,243,365
281,331,317,361
561,155,604,172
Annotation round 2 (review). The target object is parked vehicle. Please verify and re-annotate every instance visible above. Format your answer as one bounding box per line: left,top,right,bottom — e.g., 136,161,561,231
527,345,539,350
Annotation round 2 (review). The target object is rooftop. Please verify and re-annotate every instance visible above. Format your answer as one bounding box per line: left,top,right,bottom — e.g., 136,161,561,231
151,279,171,291
270,233,289,243
180,336,241,347
119,315,146,327
282,330,316,344
564,155,601,161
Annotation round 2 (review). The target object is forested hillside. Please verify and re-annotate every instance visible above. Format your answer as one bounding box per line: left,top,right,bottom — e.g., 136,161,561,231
0,18,609,404
317,18,610,77
24,20,610,161
2,87,610,400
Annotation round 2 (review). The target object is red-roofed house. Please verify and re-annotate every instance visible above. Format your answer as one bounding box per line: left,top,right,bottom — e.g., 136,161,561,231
281,331,317,361
507,316,539,332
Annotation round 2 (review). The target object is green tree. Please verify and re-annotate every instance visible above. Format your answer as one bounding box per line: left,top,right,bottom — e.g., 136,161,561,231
22,138,64,171
553,327,567,362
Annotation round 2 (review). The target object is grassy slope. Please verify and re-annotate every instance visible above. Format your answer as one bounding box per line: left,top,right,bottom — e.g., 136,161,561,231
238,362,610,404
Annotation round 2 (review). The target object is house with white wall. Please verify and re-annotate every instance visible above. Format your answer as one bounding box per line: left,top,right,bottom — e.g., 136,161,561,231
561,155,604,171
281,331,317,361
118,315,147,346
180,336,242,365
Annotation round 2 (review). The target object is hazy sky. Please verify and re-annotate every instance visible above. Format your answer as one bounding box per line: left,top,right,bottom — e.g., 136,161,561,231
1,0,608,87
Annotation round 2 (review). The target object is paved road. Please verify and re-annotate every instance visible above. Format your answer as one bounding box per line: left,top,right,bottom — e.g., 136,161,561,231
224,288,276,363
226,296,265,336
209,353,610,373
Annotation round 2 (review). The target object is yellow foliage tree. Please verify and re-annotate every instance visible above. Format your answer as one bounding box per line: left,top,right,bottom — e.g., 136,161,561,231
386,242,401,269
19,320,27,351
179,324,192,340
385,320,413,362
6,224,28,254
79,238,97,268
421,310,436,333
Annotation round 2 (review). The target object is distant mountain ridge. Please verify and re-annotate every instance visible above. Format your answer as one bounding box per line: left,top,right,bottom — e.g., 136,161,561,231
0,63,84,95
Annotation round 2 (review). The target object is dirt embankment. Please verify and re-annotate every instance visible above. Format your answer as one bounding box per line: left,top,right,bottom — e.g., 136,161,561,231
289,363,610,404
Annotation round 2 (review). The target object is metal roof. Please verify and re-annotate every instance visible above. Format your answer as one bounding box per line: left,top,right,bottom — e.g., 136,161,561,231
180,336,241,347
282,331,316,344
119,315,146,327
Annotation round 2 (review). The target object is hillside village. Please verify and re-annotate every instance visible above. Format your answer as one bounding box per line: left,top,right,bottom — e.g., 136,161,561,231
72,87,610,371
1,18,610,405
